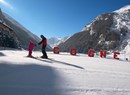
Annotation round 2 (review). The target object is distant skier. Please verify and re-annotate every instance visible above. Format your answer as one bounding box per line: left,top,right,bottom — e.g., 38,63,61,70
27,40,36,57
38,35,48,59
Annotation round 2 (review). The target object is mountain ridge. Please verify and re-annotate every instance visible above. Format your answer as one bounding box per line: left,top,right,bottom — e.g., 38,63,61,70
0,9,52,50
47,36,70,48
58,5,130,53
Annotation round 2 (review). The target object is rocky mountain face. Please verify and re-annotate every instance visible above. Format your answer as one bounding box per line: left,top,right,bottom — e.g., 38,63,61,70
0,9,52,50
59,5,130,53
0,9,19,49
0,29,19,49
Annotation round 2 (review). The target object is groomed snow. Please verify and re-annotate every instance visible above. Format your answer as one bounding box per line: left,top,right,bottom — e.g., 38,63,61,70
0,50,130,95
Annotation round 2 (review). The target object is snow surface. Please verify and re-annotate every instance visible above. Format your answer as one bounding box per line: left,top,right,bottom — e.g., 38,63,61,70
0,50,130,95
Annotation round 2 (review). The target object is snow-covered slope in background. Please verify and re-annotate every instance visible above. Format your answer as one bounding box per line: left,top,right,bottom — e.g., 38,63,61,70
114,5,130,13
0,50,130,95
48,36,70,48
112,5,130,53
59,5,130,53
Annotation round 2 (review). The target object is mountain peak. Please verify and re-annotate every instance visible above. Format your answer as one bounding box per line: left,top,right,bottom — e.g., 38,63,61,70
48,36,70,48
114,5,130,13
59,5,130,53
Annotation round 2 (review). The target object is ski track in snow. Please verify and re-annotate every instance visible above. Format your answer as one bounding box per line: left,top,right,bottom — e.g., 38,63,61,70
0,50,130,95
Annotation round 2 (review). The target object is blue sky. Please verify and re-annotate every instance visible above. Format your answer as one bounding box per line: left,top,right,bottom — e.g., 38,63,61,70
0,0,130,38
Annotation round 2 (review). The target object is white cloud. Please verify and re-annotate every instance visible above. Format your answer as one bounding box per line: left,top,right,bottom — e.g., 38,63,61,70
0,0,14,10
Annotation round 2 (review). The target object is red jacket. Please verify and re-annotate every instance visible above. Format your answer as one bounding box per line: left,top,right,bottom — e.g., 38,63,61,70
42,39,47,46
38,37,47,46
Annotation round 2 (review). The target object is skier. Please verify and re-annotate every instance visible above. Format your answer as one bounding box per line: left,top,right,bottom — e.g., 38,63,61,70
38,35,48,59
27,40,36,57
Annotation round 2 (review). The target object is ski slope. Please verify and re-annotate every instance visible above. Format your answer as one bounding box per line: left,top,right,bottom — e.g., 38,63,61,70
0,50,130,95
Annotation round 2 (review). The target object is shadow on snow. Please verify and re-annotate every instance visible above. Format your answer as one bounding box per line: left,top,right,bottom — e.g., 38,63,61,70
0,62,64,95
27,56,84,69
0,52,6,57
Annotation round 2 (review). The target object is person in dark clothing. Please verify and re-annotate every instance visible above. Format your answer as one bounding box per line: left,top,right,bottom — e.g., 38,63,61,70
38,35,48,58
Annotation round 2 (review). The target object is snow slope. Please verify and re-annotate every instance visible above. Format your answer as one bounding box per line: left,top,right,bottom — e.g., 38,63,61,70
0,50,130,95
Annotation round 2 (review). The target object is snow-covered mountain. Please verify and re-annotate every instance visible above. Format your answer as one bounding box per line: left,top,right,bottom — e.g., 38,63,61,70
0,9,52,50
59,5,130,53
47,36,70,48
113,5,130,53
